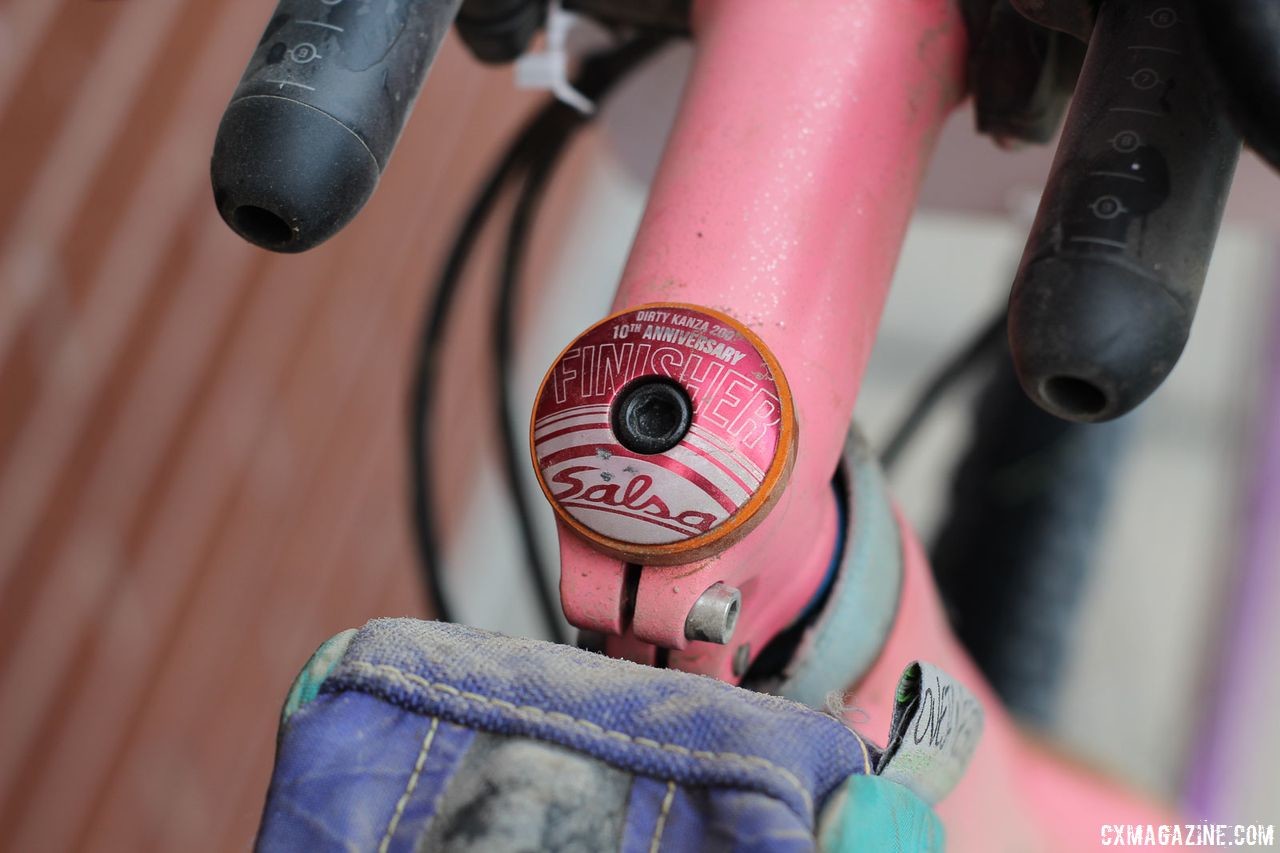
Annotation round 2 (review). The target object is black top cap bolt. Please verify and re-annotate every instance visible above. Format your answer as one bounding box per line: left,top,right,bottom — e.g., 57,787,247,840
611,377,693,455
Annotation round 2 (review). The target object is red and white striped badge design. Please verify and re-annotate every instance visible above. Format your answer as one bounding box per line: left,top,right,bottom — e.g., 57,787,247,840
530,303,795,564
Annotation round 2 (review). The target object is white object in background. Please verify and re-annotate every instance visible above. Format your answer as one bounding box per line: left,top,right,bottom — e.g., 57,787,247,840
515,1,595,114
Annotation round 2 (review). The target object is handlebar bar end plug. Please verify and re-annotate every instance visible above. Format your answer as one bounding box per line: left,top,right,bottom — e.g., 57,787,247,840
211,96,380,254
1008,255,1191,424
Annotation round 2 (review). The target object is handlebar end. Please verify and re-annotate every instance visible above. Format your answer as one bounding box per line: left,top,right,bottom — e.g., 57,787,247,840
1008,255,1191,424
211,96,380,254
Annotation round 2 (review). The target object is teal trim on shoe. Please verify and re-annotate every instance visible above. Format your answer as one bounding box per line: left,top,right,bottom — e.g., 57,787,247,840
281,628,358,725
818,775,945,852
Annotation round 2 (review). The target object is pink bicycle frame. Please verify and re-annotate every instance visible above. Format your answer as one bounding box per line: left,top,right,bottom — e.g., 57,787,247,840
550,0,1169,847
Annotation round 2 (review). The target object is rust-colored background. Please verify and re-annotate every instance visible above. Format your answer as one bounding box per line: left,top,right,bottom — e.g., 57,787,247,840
0,0,557,848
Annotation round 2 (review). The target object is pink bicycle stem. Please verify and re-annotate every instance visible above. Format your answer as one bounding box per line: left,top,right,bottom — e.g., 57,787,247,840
558,0,966,680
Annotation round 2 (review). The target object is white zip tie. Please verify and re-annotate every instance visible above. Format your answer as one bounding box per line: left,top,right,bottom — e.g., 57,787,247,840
514,0,595,115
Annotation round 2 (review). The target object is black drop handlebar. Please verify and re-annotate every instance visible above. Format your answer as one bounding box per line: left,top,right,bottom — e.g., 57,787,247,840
208,0,1278,428
211,0,463,253
1007,0,1240,423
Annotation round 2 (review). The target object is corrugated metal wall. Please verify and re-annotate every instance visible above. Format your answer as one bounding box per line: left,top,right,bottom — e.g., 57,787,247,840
0,1,542,849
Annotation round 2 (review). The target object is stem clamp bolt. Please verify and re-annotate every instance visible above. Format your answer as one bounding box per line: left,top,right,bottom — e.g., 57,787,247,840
684,583,741,644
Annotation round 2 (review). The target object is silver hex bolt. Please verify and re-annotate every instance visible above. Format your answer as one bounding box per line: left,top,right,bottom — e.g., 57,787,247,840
684,583,742,644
